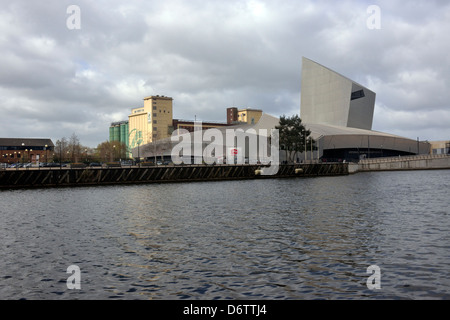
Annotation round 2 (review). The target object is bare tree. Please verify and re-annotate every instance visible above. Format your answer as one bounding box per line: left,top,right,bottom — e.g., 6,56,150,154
55,134,90,163
69,133,82,162
54,137,69,162
96,141,127,162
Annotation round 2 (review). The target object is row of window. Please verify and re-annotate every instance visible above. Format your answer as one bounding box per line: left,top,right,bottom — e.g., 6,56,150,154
2,151,49,158
2,153,22,158
152,106,170,113
0,146,51,151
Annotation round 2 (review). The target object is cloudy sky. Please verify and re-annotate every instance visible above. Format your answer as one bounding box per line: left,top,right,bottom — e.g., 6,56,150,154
1,0,449,147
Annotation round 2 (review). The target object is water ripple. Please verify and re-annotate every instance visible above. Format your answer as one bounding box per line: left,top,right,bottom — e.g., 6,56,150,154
1,171,449,299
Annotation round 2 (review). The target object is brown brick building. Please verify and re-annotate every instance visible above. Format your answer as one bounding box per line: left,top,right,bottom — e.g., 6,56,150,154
0,138,54,164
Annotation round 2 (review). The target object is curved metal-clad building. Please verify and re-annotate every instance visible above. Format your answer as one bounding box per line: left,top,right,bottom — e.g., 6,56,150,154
300,57,430,161
305,122,430,162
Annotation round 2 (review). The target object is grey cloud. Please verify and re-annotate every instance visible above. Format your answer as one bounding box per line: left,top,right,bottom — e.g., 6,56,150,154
0,0,449,146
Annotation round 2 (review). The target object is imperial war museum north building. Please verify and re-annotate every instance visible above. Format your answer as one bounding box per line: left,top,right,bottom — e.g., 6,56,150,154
129,57,431,163
300,57,430,162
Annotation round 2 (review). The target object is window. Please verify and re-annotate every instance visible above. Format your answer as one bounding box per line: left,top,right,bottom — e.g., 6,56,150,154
153,106,157,110
153,120,157,124
153,113,157,117
351,90,365,100
153,127,157,131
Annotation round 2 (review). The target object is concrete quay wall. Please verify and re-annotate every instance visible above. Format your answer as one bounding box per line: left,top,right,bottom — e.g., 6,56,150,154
353,154,450,172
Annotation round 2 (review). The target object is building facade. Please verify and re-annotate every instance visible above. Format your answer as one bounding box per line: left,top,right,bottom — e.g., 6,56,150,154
430,141,450,155
172,119,230,134
227,107,263,125
0,138,54,164
128,95,174,151
301,57,376,130
111,94,265,160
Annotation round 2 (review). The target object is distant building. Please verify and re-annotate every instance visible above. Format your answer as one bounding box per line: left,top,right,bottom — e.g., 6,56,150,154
131,112,278,163
430,141,450,155
227,107,238,124
110,94,264,160
0,138,54,164
109,120,129,150
127,95,174,151
172,119,230,134
130,107,266,161
227,107,263,125
300,57,430,161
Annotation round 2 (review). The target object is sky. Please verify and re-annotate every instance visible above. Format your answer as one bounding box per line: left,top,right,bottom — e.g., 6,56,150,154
1,0,449,147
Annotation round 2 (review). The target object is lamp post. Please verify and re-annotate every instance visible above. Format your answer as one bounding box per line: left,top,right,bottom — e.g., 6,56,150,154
417,137,420,155
304,129,307,163
45,144,48,167
60,140,64,170
21,143,25,168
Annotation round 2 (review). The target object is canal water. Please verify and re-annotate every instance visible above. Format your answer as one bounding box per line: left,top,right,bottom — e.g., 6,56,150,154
0,170,449,300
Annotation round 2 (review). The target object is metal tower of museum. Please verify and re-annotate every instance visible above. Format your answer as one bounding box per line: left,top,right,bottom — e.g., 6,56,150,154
299,57,430,161
300,57,376,130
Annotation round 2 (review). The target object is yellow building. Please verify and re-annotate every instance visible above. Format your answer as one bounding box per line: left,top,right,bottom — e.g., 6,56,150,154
237,108,263,124
430,141,450,155
128,95,173,151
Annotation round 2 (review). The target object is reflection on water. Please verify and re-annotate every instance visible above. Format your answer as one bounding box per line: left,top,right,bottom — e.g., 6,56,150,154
0,170,449,299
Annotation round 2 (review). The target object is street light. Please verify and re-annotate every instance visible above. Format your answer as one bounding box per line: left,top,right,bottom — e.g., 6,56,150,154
45,144,48,166
21,143,25,168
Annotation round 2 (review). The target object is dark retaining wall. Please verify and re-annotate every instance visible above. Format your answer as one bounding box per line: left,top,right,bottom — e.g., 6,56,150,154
0,163,348,190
